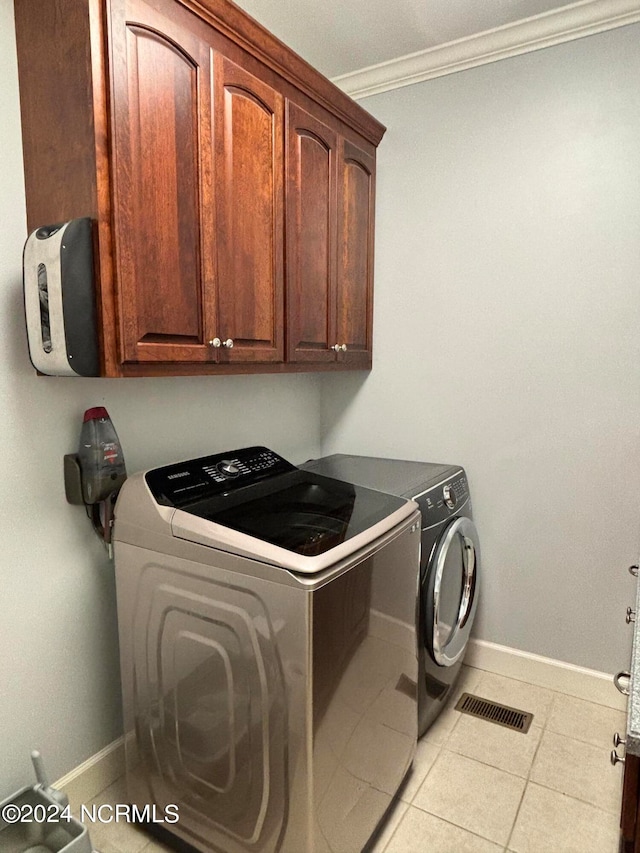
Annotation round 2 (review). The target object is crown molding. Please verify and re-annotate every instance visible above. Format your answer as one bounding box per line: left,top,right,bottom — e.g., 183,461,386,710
332,0,640,100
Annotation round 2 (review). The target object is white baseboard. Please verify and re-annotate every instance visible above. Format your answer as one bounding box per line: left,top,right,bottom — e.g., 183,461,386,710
466,638,626,711
54,736,125,809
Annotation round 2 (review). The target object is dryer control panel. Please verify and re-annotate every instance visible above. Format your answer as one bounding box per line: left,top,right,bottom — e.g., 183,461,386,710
145,446,296,507
417,473,469,526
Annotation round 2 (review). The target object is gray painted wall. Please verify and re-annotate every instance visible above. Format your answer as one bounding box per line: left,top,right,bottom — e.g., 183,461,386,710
321,25,640,674
0,3,322,798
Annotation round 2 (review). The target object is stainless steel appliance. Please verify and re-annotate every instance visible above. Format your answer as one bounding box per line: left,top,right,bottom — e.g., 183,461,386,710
302,455,480,737
113,446,421,853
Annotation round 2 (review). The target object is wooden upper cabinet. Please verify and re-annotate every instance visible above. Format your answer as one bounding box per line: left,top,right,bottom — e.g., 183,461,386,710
14,0,385,377
286,103,337,363
286,106,375,369
214,55,284,363
336,140,376,367
110,1,283,366
109,0,215,364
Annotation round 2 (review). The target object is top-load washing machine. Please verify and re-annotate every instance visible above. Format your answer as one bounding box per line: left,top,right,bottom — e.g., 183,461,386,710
302,455,480,737
112,446,421,853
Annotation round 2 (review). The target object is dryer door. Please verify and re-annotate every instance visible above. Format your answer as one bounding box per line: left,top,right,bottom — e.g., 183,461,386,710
424,516,480,667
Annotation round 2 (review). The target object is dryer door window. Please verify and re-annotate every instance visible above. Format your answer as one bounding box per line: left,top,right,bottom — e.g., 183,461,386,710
425,516,480,667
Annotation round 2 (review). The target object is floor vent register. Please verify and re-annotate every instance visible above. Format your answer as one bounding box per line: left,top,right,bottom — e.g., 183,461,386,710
454,693,534,733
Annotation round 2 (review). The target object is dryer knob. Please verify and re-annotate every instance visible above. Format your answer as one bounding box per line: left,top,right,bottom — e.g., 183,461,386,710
443,484,457,509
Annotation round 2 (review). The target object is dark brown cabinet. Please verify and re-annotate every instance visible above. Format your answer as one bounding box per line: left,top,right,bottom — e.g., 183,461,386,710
337,140,376,367
214,54,285,364
621,753,640,852
109,0,215,366
285,105,376,367
14,0,385,377
286,103,338,364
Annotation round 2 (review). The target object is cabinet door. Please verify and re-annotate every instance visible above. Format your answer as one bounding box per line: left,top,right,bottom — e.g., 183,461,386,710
621,753,640,851
109,0,216,364
336,139,376,368
214,54,284,363
285,102,337,363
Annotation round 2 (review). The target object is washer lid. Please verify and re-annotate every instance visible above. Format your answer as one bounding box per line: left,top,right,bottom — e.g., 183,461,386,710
171,472,415,573
143,446,416,573
171,497,416,574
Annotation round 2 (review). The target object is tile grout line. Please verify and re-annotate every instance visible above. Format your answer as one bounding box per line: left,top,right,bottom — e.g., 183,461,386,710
544,726,627,751
526,776,623,818
421,728,543,787
399,803,514,850
405,668,531,847
387,743,519,852
416,745,529,848
378,742,443,852
499,687,622,848
407,669,533,850
381,674,480,852
502,685,557,852
527,694,624,819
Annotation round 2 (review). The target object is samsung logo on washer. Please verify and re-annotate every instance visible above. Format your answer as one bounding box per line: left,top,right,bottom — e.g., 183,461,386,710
167,471,190,480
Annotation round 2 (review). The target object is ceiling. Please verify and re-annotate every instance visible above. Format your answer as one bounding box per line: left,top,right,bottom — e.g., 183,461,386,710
233,0,589,78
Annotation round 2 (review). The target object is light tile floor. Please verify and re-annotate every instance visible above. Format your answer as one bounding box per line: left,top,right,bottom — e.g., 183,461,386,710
82,666,625,853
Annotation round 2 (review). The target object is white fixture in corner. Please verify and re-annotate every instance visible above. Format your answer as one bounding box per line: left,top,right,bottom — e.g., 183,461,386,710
332,0,640,99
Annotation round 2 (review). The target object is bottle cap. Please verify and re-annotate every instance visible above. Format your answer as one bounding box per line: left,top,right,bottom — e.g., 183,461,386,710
83,406,109,422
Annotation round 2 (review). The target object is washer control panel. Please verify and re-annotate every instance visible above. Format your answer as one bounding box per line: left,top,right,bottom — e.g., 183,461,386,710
145,446,296,507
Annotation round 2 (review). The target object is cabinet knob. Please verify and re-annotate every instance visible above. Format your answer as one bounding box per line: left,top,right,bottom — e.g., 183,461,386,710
614,732,626,748
611,749,626,766
341,344,348,352
614,671,631,695
627,607,636,624
208,338,221,348
331,344,341,352
222,339,234,348
630,565,639,578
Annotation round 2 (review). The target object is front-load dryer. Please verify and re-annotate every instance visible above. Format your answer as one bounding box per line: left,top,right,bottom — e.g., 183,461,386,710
113,446,421,853
302,455,480,737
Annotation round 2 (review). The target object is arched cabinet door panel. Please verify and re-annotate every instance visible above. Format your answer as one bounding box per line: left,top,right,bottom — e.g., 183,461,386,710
109,0,216,364
336,139,375,368
285,102,337,363
213,54,285,364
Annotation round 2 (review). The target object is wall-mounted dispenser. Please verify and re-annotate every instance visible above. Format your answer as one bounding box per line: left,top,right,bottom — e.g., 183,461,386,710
23,217,100,376
65,407,127,553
